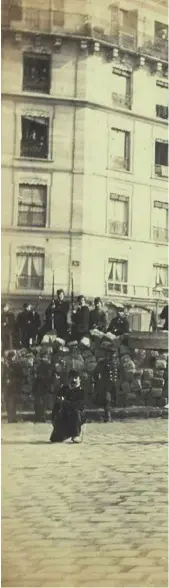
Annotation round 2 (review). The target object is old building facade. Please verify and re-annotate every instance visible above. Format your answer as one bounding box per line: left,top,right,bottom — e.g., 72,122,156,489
1,0,168,310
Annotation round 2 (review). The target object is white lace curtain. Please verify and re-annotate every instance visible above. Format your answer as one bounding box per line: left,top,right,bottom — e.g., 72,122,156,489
154,265,168,287
108,260,127,282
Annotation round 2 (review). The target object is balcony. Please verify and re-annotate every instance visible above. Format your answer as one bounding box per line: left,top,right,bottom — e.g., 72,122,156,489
112,92,131,109
106,282,169,299
139,36,168,62
2,6,168,63
153,227,168,242
20,140,48,159
109,221,128,236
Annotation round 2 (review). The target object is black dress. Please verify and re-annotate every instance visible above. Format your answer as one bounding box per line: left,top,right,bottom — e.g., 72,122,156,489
50,385,85,442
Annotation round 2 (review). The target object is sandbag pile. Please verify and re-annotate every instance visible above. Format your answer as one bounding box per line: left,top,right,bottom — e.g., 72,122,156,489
119,349,168,407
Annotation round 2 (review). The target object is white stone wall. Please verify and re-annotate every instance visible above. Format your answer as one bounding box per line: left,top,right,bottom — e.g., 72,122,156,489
1,0,168,301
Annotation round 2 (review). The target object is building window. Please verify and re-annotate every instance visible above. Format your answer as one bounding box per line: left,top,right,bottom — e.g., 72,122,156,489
16,247,44,290
109,194,129,236
108,258,128,294
153,264,168,297
155,140,168,176
20,116,49,159
156,82,168,120
9,0,22,21
119,9,137,49
18,184,47,227
112,68,131,108
109,128,130,171
23,53,51,94
153,201,168,242
156,105,168,120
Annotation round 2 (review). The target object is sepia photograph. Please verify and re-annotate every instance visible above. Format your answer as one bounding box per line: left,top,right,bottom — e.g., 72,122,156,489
1,0,168,586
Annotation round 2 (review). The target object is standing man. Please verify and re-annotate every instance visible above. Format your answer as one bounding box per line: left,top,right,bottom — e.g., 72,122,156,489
1,303,15,353
93,350,119,421
16,303,34,348
89,297,107,332
33,351,52,422
54,289,69,340
3,351,23,422
108,306,129,336
72,295,90,342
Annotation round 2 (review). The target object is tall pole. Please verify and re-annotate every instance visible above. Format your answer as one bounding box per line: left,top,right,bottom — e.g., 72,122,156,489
51,270,55,331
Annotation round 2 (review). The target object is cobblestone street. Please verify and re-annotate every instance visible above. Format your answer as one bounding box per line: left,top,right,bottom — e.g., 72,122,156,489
2,420,168,588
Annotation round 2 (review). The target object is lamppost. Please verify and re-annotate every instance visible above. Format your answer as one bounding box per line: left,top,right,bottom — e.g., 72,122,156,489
154,283,163,330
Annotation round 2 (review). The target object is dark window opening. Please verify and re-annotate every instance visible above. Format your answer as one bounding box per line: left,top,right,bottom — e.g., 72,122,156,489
20,116,49,159
23,53,51,94
155,141,168,166
156,105,168,119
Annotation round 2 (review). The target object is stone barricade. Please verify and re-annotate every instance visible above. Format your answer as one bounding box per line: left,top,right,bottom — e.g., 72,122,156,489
1,331,168,413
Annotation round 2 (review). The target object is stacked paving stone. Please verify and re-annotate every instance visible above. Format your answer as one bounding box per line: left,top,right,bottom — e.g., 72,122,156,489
119,349,168,408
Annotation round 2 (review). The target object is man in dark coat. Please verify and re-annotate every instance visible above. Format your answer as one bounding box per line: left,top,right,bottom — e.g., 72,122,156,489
89,297,107,332
1,303,15,353
16,303,36,348
108,306,129,337
33,352,52,422
93,350,119,421
72,296,90,342
50,370,85,443
54,289,69,340
3,351,23,422
160,304,168,331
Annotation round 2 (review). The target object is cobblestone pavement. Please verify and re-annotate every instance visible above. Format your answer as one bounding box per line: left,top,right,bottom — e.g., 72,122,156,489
2,420,168,588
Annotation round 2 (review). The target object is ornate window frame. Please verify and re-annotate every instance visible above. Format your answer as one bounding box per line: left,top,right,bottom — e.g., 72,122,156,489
12,173,52,228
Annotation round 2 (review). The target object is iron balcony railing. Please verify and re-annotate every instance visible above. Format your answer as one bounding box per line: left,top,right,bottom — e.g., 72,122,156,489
109,221,128,236
107,282,169,298
2,7,168,62
153,227,168,242
20,140,48,159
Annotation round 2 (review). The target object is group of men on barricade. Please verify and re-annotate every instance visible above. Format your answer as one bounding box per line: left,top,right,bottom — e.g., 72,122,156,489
1,289,130,351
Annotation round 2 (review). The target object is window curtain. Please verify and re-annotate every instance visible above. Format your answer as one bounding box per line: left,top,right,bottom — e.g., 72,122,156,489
154,207,167,229
17,254,28,277
108,260,127,282
32,255,44,277
154,265,168,287
112,74,126,96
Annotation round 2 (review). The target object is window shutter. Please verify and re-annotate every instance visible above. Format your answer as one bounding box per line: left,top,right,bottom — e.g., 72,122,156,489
124,132,130,170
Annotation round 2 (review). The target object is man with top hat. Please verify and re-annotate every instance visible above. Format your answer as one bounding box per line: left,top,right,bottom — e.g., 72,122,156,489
108,305,129,337
89,297,107,333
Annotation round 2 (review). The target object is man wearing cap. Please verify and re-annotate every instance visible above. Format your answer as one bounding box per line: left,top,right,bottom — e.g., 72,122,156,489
33,350,52,422
93,349,119,421
50,370,85,443
3,351,23,422
1,303,15,353
72,296,90,342
89,297,107,332
108,306,129,337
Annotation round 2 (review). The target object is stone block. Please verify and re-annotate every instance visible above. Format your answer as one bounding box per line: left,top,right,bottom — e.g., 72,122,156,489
135,369,143,377
130,379,142,393
126,392,137,403
153,370,164,379
151,387,163,398
121,381,130,395
152,377,165,388
155,360,167,370
142,369,153,381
